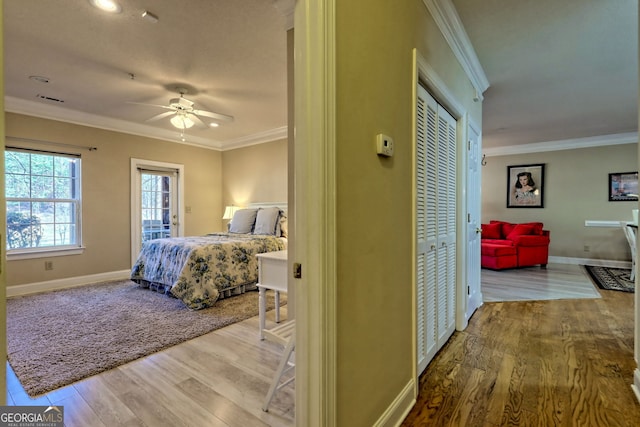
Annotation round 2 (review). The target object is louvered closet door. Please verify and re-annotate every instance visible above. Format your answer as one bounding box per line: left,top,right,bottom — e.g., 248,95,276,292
416,85,439,374
438,107,457,346
416,85,457,375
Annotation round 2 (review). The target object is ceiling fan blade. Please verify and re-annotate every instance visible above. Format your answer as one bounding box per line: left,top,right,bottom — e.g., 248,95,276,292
187,113,207,128
146,111,176,122
128,101,176,111
193,109,234,122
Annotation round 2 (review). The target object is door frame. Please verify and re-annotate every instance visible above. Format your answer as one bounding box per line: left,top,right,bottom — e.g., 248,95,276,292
130,158,184,266
293,0,337,425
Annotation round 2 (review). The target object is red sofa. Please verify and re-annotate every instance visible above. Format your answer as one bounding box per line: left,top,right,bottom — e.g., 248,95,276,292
481,220,550,270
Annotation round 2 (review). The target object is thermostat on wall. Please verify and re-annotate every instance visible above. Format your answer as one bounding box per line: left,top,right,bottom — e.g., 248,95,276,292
376,133,394,157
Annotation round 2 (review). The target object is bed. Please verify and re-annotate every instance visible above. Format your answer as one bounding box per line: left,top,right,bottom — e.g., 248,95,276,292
130,204,287,310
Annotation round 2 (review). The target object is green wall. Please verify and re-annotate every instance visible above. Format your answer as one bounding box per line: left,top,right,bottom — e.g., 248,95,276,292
334,0,480,424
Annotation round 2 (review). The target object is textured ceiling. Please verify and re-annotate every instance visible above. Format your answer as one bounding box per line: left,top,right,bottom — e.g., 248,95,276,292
4,0,288,149
453,0,638,149
4,1,638,151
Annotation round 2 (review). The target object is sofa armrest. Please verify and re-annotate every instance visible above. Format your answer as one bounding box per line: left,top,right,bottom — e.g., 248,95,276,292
511,235,550,247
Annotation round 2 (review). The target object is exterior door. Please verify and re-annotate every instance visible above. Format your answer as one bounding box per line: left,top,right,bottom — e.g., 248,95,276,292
130,159,184,265
465,123,483,321
140,171,178,242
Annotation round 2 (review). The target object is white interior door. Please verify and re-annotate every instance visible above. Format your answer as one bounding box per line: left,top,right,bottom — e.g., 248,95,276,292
465,123,483,320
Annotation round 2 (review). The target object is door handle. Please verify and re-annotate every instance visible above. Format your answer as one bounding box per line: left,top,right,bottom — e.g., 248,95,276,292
476,228,482,234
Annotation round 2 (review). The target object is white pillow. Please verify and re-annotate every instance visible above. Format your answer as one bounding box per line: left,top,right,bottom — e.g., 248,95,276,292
229,209,258,233
253,207,281,235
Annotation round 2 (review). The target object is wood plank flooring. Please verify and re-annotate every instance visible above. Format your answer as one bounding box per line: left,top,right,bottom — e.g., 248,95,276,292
7,264,639,426
403,263,640,426
6,305,294,427
482,263,601,302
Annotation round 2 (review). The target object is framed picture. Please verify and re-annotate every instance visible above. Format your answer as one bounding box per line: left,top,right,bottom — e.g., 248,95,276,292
507,164,545,208
609,172,638,202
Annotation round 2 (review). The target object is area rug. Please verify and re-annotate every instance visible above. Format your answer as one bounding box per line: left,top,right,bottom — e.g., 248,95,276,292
7,280,284,397
583,265,635,293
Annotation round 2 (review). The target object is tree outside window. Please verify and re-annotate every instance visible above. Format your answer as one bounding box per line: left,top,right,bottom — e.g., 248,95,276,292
5,149,81,251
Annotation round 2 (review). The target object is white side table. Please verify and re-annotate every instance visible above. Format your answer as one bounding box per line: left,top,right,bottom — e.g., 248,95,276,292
256,250,288,339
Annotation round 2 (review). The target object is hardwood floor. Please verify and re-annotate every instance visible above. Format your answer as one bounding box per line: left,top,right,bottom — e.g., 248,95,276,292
403,263,640,426
6,306,294,427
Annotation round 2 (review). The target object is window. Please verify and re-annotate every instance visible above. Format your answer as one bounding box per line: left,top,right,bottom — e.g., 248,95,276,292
5,149,82,254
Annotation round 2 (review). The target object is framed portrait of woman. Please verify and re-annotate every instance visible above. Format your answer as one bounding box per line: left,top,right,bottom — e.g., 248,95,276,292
609,172,638,201
507,164,545,208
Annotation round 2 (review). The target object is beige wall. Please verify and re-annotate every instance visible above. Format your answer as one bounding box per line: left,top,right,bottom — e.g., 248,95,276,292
482,143,639,261
334,1,480,424
220,138,288,211
5,113,223,286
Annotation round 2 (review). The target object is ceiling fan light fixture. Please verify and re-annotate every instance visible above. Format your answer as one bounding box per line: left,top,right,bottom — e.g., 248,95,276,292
89,0,122,13
170,114,195,129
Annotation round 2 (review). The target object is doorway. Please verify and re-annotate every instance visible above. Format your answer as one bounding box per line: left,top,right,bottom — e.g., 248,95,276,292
130,158,185,265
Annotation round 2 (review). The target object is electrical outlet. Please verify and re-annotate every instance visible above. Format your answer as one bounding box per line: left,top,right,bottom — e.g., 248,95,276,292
44,261,53,270
583,245,590,252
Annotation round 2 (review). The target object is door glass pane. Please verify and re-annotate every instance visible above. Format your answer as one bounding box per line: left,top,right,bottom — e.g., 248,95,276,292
141,173,172,241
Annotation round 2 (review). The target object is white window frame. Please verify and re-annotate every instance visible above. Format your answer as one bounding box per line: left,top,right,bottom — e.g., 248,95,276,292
5,148,84,260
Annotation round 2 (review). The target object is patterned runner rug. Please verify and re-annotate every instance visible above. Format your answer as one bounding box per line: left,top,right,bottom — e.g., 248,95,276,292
584,265,635,293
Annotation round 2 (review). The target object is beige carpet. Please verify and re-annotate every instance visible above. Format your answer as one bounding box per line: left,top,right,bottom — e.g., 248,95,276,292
7,280,283,397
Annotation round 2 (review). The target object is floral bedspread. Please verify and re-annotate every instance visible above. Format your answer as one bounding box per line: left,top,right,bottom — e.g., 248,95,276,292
130,233,287,310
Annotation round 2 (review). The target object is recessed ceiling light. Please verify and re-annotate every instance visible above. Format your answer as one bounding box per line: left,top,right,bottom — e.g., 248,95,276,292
141,11,159,23
210,123,220,128
89,0,122,13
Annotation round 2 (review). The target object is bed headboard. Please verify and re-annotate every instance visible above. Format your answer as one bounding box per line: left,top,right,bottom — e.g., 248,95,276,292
247,202,288,214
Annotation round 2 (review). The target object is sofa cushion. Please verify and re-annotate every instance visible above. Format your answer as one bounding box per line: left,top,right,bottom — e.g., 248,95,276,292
481,222,502,239
490,220,515,238
506,223,536,240
510,234,551,247
481,244,517,257
522,222,544,235
481,238,513,246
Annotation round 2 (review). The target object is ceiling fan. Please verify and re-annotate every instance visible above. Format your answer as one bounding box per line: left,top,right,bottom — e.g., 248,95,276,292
135,88,234,130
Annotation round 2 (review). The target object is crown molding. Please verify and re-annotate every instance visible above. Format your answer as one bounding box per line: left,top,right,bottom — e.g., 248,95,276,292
5,96,286,151
483,132,639,157
220,126,288,151
423,0,490,99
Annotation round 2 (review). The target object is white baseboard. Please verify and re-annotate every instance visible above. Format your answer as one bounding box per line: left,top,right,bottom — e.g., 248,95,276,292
373,379,416,427
548,256,632,269
6,270,132,297
632,369,640,404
